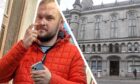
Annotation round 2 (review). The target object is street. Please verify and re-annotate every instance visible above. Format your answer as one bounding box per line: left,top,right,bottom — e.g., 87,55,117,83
96,76,140,84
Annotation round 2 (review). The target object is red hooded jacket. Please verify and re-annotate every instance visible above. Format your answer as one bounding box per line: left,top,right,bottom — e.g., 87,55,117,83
0,31,87,84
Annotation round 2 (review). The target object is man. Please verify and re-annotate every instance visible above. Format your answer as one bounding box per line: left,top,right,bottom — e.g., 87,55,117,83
133,69,137,80
0,0,87,84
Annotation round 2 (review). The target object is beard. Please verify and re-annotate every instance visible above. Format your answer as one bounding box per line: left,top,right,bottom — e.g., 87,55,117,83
37,28,59,42
36,20,61,42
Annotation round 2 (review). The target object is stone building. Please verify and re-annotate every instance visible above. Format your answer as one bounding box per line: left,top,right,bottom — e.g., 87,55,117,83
63,0,140,77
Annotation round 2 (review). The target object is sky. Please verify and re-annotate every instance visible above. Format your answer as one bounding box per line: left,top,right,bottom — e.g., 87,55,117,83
0,0,6,31
60,0,128,11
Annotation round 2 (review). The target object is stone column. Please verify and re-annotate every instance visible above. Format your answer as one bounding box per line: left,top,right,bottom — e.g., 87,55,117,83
119,60,126,77
102,60,107,76
106,60,110,76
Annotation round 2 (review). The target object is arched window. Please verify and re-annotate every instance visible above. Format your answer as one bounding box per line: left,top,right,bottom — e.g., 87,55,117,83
103,44,108,53
87,44,90,53
79,45,82,51
128,43,132,52
82,45,85,52
134,42,139,52
79,17,86,39
110,14,118,38
97,44,101,52
115,43,119,53
121,43,126,52
92,44,96,52
127,10,137,37
109,44,113,53
75,15,78,20
95,15,102,39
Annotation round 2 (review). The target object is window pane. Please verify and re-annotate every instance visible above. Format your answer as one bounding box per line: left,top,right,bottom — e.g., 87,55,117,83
127,61,133,72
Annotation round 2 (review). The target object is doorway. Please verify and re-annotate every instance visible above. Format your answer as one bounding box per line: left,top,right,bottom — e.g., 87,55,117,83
110,61,119,76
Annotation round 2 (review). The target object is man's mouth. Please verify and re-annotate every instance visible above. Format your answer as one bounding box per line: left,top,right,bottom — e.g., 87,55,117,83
37,26,48,32
38,29,47,31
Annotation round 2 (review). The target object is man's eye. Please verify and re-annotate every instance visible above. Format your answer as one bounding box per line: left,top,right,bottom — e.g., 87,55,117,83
47,18,53,20
46,17,54,21
37,15,43,19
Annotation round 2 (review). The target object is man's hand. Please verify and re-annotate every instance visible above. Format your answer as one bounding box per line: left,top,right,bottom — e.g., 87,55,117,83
31,65,51,84
22,24,38,49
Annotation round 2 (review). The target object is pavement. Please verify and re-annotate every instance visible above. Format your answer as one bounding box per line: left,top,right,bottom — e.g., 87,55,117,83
95,76,140,84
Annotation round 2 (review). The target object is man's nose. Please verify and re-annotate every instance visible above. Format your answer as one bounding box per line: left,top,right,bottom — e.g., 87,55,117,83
40,18,47,26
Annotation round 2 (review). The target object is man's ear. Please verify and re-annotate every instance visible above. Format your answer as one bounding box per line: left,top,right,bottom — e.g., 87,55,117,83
59,19,64,30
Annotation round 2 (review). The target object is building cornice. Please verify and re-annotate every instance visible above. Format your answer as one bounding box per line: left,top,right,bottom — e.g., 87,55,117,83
78,37,140,44
81,4,140,15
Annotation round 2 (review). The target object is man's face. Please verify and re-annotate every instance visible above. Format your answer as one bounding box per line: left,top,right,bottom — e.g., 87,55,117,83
35,2,62,42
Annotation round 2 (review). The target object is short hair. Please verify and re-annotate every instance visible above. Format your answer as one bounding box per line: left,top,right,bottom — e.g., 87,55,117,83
39,0,55,6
